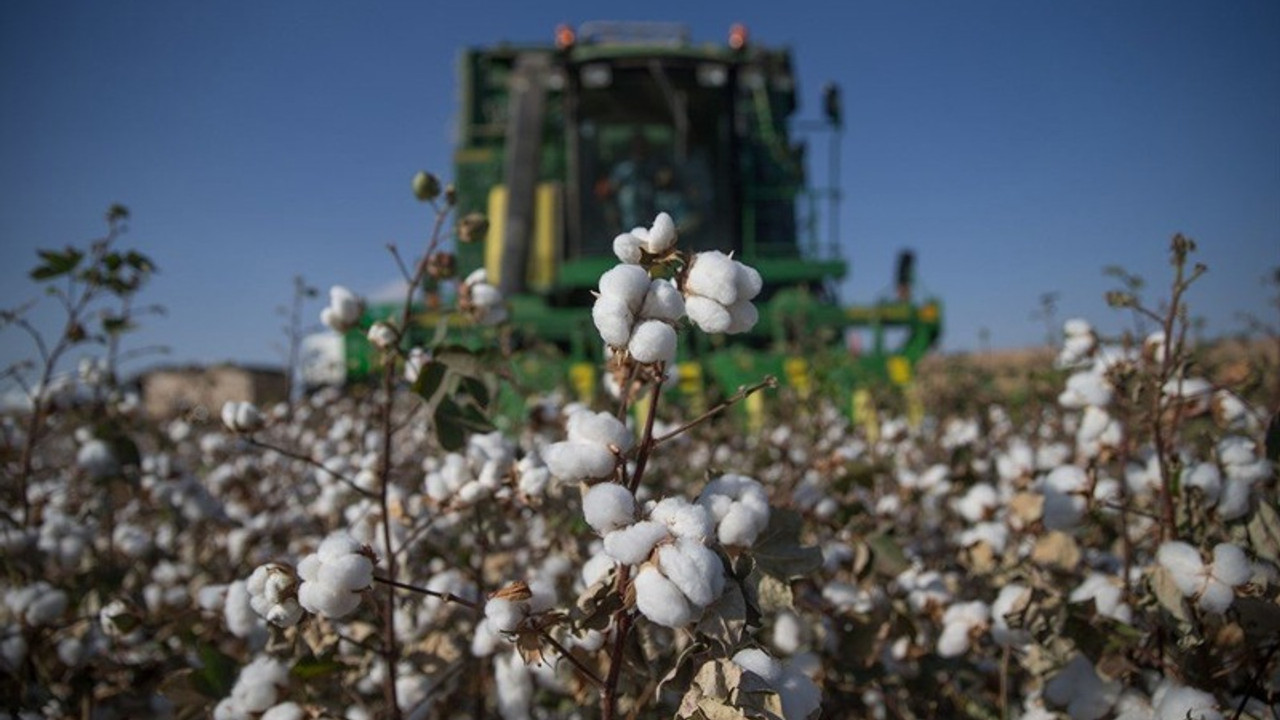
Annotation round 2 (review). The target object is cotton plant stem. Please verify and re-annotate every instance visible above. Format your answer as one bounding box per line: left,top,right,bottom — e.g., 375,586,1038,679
244,437,376,499
377,358,401,720
372,575,478,610
652,375,777,447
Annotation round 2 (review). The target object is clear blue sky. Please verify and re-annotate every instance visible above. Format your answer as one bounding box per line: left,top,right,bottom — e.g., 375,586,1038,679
2,1,1277,379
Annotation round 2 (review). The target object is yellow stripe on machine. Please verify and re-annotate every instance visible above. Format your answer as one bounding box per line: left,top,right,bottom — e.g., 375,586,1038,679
887,355,912,386
569,362,595,403
783,357,811,398
530,183,561,292
677,362,706,416
485,185,508,285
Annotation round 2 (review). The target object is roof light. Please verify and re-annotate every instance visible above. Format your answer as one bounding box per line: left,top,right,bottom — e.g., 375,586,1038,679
729,23,748,50
555,24,576,49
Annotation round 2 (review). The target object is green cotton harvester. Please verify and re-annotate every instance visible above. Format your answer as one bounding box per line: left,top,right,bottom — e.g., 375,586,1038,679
309,22,942,422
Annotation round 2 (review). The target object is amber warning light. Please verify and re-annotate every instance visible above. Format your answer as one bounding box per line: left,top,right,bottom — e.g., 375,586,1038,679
555,24,576,49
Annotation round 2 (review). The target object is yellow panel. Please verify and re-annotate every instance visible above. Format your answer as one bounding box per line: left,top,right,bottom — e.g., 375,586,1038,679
852,389,880,445
677,361,706,416
530,183,561,291
485,185,508,285
745,392,764,434
887,355,912,385
569,362,595,403
783,357,812,398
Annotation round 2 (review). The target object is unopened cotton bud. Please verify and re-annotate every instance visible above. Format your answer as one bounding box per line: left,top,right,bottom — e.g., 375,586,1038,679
628,320,677,364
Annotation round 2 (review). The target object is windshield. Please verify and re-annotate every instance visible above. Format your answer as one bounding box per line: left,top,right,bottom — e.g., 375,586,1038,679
572,60,734,256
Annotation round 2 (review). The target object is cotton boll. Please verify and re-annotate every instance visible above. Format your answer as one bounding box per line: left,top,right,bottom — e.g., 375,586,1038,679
261,703,305,720
603,521,670,565
1183,463,1222,504
484,598,526,633
77,439,117,478
657,539,725,607
614,233,643,264
1153,683,1222,720
650,497,714,541
598,264,652,313
634,566,696,628
991,584,1031,647
772,611,805,655
567,410,634,453
639,279,686,322
733,261,763,301
582,483,636,534
1069,574,1131,623
937,601,989,658
495,650,535,720
645,212,678,253
592,295,635,348
628,320,677,364
732,648,783,684
298,581,361,618
1044,655,1121,720
724,299,759,334
684,251,740,305
544,441,617,481
1059,371,1112,409
1157,541,1205,597
318,554,373,593
1211,543,1250,587
953,483,999,524
685,295,732,334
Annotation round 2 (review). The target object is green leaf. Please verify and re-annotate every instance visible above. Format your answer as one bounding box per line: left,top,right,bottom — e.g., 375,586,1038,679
30,247,84,280
192,644,237,699
411,361,448,404
458,376,490,409
750,508,821,580
867,532,910,577
291,657,344,680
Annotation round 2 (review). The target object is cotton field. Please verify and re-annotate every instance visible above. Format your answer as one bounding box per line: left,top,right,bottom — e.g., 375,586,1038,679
2,207,1277,720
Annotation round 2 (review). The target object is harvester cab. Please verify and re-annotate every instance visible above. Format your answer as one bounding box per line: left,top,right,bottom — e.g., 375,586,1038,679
313,22,943,419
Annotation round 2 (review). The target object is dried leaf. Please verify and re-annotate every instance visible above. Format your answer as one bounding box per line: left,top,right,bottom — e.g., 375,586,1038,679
1149,565,1191,623
1247,501,1280,566
1031,531,1081,571
697,580,749,650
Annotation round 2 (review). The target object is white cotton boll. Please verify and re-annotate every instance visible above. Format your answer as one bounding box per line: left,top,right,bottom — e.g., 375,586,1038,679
470,282,503,309
639,279,686,322
646,212,678,253
772,611,805,655
366,322,397,350
1197,578,1235,615
628,320,677,364
991,584,1031,647
580,552,615,588
1070,574,1131,623
1064,318,1092,337
717,504,769,547
598,264,652,313
1059,371,1112,409
1211,543,1250,588
1153,684,1222,720
495,650,534,720
650,497,715,541
77,439,117,478
322,286,363,331
464,268,488,287
684,295,732,334
317,534,363,563
613,233,644,264
298,581,361,618
634,565,696,628
24,588,68,626
1216,476,1252,520
583,482,637,534
567,409,634,452
1044,655,1121,720
545,440,618,481
1157,541,1206,597
732,648,783,684
685,250,740,305
953,483,999,523
657,539,725,607
1183,462,1222,504
592,294,635,348
936,621,973,658
484,598,525,633
724,298,759,334
958,522,1008,553
318,554,373,592
733,261,763,301
261,703,304,720
603,521,669,565
1217,435,1257,467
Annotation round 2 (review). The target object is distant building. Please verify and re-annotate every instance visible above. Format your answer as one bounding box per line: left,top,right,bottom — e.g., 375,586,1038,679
141,364,287,419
